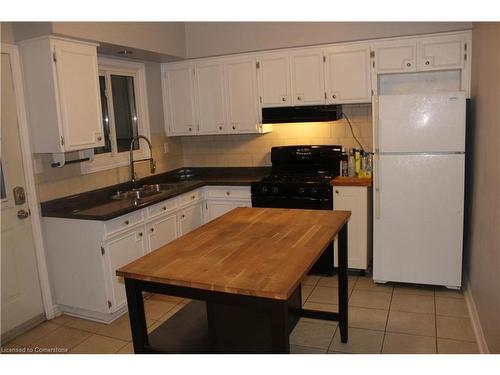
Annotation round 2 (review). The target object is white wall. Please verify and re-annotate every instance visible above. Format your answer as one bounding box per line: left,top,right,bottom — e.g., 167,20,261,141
185,22,472,58
1,22,15,43
466,22,500,353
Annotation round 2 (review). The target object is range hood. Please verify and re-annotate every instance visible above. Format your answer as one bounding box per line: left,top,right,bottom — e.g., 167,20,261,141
261,105,342,124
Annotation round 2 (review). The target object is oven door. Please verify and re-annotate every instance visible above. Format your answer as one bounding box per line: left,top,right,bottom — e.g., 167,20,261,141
251,195,333,210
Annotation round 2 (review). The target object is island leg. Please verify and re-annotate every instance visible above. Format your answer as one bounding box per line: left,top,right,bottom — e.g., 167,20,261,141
270,301,289,353
125,278,149,353
338,223,349,343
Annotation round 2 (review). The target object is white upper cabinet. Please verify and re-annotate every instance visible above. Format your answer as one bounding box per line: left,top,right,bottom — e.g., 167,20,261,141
224,56,261,133
163,63,197,136
417,35,466,71
324,44,372,104
256,52,291,108
290,48,326,106
19,37,104,153
373,41,417,74
195,60,227,134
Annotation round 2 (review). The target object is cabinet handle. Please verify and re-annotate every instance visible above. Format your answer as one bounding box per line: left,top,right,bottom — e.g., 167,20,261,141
232,125,236,130
124,220,129,225
188,127,192,132
162,206,167,211
191,195,195,200
226,191,230,196
97,136,102,141
181,214,185,219
219,126,223,130
282,97,286,102
138,232,143,237
425,60,430,66
150,228,154,233
332,94,337,99
297,96,302,101
335,190,339,194
406,62,412,67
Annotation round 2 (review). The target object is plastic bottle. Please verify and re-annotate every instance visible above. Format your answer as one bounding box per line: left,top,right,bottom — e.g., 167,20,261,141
341,149,348,176
354,148,361,176
348,151,356,177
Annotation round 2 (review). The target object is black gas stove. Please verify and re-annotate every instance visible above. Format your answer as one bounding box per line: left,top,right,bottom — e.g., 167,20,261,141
251,145,342,211
251,145,343,275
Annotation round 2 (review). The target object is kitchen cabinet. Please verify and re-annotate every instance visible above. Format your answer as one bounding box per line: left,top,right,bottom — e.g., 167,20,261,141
195,60,227,134
146,214,177,253
103,228,147,312
324,44,372,104
19,36,104,153
417,35,466,71
163,63,198,136
372,41,417,74
178,202,203,235
333,186,372,271
224,56,262,133
204,186,252,222
256,52,291,108
290,48,326,106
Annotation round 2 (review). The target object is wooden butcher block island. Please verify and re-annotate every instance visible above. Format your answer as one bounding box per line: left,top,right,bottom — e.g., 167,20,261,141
117,207,351,353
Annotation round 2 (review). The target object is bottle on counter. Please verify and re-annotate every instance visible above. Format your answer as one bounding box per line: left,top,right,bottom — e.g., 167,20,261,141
354,148,361,176
348,150,356,177
341,148,348,176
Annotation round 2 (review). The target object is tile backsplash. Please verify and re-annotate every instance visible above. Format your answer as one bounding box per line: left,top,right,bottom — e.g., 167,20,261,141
180,104,372,167
34,104,372,202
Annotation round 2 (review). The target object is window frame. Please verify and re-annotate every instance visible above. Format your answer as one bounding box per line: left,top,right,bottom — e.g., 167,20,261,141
80,57,151,174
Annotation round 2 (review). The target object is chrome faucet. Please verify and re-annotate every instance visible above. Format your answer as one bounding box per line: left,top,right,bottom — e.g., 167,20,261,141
129,135,156,188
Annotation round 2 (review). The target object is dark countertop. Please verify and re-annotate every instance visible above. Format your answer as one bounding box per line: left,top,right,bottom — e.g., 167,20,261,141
41,167,270,221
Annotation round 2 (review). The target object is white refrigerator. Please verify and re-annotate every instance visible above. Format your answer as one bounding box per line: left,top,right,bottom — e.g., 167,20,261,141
373,92,466,289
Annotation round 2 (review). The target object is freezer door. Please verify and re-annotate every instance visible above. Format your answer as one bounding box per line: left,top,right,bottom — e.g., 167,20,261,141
373,154,464,287
377,92,466,153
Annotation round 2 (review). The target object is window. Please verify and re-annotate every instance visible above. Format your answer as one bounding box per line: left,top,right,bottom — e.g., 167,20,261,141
81,57,150,174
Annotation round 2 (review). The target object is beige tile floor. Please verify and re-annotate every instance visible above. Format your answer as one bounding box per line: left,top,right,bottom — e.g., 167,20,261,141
1,275,479,354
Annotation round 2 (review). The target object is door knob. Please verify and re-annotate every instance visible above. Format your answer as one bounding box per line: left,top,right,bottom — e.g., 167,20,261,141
17,209,31,219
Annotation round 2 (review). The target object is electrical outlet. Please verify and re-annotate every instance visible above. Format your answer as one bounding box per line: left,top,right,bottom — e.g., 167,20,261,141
163,143,169,154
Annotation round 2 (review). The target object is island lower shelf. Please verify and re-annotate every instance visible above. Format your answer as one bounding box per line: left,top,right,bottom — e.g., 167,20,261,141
145,286,301,354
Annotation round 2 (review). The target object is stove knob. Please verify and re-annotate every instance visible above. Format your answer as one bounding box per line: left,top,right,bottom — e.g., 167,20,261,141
262,187,268,194
272,187,279,194
311,187,318,195
298,187,305,194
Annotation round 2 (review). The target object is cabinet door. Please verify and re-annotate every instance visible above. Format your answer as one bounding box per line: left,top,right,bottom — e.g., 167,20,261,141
417,36,465,71
257,52,291,108
163,64,197,136
373,41,417,74
53,40,104,151
325,45,371,104
147,214,178,253
290,49,326,106
333,187,368,270
178,202,203,236
205,200,251,223
224,56,260,133
104,228,146,311
196,60,227,134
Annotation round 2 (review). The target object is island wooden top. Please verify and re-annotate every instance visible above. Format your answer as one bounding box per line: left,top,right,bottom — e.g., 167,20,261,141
332,176,372,187
117,207,350,301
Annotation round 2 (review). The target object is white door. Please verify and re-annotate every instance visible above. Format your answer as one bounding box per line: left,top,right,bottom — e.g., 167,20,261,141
324,45,372,104
196,60,227,134
163,64,197,136
178,203,203,236
205,200,251,223
290,49,326,105
257,52,291,108
417,36,466,71
224,56,260,133
53,40,104,151
373,41,417,74
377,92,466,153
373,154,464,287
104,228,146,311
1,52,44,339
147,214,177,252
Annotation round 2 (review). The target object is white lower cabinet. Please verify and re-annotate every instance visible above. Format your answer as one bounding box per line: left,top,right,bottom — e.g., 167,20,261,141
205,200,251,222
203,186,252,223
178,202,204,235
103,228,147,312
333,186,372,271
146,214,177,253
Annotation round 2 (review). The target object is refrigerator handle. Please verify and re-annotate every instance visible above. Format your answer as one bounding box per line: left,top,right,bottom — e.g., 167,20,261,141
372,96,381,220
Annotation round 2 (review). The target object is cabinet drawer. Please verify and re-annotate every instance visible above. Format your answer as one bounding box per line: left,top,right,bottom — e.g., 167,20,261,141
147,197,178,219
178,189,202,207
205,186,251,200
105,210,144,236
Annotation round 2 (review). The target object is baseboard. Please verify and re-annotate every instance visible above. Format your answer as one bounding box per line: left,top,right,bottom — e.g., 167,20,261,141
1,313,46,345
464,278,490,354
